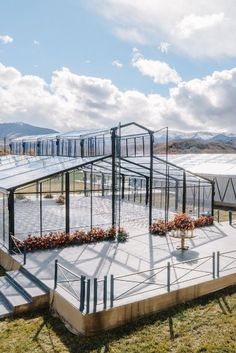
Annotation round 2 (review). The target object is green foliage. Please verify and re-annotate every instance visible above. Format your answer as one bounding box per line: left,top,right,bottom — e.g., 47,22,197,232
0,266,5,276
1,287,236,352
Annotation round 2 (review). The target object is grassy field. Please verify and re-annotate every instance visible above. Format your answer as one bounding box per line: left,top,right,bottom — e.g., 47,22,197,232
1,287,236,353
0,266,5,276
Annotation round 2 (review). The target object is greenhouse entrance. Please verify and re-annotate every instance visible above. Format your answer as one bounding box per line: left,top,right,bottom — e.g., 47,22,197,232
0,122,213,251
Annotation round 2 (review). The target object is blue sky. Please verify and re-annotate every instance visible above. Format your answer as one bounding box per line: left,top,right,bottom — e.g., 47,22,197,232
0,0,236,132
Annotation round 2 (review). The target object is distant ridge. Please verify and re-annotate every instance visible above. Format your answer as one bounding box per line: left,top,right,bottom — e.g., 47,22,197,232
155,138,236,154
0,122,58,139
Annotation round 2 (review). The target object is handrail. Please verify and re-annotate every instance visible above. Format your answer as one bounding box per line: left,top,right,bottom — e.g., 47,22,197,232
10,234,26,265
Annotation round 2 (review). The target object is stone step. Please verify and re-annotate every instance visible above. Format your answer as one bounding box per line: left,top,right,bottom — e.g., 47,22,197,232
0,292,13,319
0,277,30,311
20,267,50,293
6,271,47,299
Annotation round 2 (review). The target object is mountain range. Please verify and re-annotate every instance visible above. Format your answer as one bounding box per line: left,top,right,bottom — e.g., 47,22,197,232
1,122,236,153
0,122,57,139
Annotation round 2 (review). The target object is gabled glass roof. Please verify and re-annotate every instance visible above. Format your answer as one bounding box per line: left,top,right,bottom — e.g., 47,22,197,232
167,154,236,177
0,155,105,191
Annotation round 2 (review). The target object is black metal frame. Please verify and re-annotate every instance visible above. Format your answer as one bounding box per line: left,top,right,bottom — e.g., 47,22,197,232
0,122,213,251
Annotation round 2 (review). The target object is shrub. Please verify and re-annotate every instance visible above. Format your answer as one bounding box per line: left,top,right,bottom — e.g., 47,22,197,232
56,194,65,205
44,193,54,199
15,194,26,200
15,226,128,252
173,213,195,232
117,228,129,242
150,213,213,236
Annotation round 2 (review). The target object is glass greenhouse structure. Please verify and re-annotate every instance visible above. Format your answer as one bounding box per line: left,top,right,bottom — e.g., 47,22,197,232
0,123,213,251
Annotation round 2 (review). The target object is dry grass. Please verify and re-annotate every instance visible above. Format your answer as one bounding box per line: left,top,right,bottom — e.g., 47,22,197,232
1,287,236,353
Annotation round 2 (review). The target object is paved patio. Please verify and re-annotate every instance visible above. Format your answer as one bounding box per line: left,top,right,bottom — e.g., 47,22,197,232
14,195,170,238
13,216,236,310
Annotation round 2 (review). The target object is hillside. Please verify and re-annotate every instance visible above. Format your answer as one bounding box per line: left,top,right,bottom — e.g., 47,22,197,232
0,122,58,139
155,138,236,154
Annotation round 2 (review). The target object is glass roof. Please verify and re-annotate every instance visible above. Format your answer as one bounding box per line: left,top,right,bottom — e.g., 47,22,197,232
0,152,213,192
166,154,236,177
0,155,103,191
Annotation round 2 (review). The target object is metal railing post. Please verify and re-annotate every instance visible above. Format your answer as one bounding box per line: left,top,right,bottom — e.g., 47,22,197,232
80,275,86,312
54,259,58,289
93,278,97,313
86,279,90,314
167,262,171,292
229,211,232,225
217,251,220,277
110,274,114,308
103,275,107,310
217,209,220,223
23,244,27,265
212,252,216,279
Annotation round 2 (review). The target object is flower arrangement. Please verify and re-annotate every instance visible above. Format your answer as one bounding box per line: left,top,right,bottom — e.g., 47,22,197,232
117,228,129,242
15,226,128,252
150,213,213,236
195,215,214,228
44,193,54,199
56,194,65,205
173,213,195,232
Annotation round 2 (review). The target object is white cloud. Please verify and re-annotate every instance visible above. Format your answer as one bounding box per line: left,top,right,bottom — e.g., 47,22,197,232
132,50,181,84
112,60,123,68
1,62,236,132
176,13,225,39
159,42,170,54
114,27,148,44
87,0,236,58
33,40,40,46
0,35,13,44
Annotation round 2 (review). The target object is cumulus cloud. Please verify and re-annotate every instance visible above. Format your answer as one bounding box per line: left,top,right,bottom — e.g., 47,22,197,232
112,60,123,68
159,42,170,54
114,27,148,44
1,62,236,132
33,40,40,46
0,35,13,44
87,0,236,58
132,49,181,84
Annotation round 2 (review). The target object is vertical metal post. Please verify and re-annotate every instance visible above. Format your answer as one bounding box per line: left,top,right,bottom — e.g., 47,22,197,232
86,279,91,314
23,244,27,265
93,278,97,313
111,128,117,227
40,183,43,236
212,252,216,279
175,180,179,211
110,274,114,308
80,275,86,312
8,190,15,251
121,174,125,199
56,138,60,156
102,173,105,197
197,180,201,218
90,165,93,230
217,209,220,223
149,132,154,226
37,141,41,156
182,171,186,214
217,251,220,277
65,172,70,233
54,259,58,289
103,275,107,310
229,211,232,225
167,262,171,292
4,137,6,154
145,177,149,205
211,181,215,217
